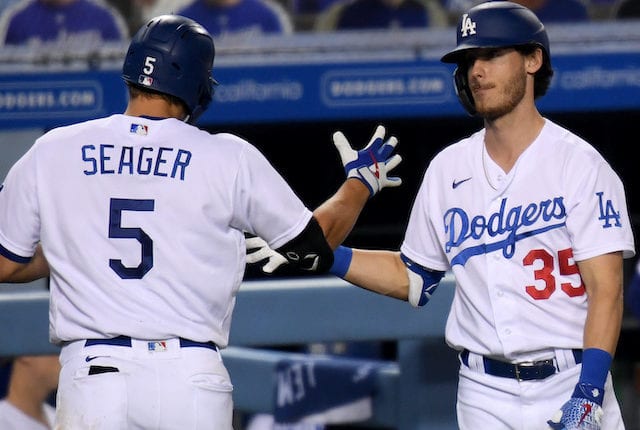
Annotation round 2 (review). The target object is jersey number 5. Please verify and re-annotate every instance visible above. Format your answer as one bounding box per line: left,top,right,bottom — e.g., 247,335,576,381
108,198,154,279
523,248,585,300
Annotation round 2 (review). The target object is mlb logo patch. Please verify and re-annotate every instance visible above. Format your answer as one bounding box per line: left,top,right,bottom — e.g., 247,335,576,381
130,123,148,135
138,75,154,86
148,341,167,352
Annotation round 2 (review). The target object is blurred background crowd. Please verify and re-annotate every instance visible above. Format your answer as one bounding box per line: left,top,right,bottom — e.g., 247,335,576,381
0,0,638,46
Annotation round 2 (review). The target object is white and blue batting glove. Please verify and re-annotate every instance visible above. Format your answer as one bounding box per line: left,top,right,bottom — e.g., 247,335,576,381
333,125,402,197
245,235,288,274
547,383,604,430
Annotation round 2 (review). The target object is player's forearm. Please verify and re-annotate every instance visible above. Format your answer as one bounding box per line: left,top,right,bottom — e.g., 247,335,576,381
583,288,623,356
343,249,409,301
0,245,49,283
579,252,624,355
583,295,623,356
313,178,369,249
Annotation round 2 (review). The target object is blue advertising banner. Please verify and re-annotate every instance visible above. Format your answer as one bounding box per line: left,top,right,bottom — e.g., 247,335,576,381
208,61,460,124
541,51,640,112
0,70,125,129
0,50,638,130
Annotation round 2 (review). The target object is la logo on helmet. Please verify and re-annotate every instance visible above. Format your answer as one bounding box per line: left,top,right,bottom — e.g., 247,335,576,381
460,14,476,37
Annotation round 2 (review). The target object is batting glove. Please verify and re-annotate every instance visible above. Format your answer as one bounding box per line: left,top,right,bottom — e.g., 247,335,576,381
547,383,604,430
333,125,402,197
245,235,288,274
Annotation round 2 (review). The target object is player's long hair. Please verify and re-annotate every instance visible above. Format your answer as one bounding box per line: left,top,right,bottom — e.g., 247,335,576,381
515,44,553,99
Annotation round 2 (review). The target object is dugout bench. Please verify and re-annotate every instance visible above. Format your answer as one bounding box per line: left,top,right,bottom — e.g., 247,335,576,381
0,276,458,429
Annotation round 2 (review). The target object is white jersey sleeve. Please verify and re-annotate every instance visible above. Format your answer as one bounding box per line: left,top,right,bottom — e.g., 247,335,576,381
0,114,312,348
399,165,450,272
563,144,634,261
230,139,312,249
0,144,40,261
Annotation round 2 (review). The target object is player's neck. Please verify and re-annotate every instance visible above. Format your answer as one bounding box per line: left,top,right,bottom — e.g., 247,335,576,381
124,98,187,122
483,108,545,173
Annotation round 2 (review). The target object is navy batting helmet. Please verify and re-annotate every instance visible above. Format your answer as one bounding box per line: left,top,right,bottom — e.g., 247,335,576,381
122,15,217,124
441,1,551,115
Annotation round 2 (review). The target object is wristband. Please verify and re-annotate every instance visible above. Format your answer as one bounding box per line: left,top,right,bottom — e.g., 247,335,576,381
579,348,612,389
329,246,353,278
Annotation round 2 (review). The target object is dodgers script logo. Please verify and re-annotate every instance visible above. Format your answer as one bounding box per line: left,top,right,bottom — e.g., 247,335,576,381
444,192,623,266
444,196,567,266
460,14,476,38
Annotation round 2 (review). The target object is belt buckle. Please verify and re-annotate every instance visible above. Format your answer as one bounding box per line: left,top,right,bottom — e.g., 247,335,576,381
514,359,555,381
514,361,535,381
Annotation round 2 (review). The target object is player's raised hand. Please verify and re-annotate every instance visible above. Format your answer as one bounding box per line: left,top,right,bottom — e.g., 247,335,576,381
245,234,288,274
546,383,604,430
333,125,402,197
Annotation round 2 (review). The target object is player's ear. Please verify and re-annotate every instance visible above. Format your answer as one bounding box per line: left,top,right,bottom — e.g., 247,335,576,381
525,48,544,74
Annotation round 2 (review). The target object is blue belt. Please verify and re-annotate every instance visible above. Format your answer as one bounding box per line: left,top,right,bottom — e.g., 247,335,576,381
460,349,582,381
85,335,218,351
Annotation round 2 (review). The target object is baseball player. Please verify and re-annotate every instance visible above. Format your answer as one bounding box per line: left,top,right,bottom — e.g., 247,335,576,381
251,2,635,429
0,14,401,430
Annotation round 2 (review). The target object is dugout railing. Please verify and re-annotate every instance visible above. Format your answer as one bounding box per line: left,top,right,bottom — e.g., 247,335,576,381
0,275,458,429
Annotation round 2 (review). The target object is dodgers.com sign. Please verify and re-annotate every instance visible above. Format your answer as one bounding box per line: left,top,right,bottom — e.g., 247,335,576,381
0,80,102,119
321,67,450,106
0,71,125,129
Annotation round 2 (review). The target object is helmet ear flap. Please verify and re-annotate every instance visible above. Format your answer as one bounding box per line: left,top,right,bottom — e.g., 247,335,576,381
185,78,215,124
453,66,476,116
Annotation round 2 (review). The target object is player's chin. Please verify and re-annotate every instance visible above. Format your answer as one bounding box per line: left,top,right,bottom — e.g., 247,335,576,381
476,103,510,121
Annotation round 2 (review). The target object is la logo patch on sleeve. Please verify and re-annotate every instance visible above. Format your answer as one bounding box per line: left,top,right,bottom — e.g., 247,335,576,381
596,191,621,228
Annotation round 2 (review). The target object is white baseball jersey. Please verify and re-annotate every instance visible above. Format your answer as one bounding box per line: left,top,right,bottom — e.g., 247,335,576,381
0,114,312,348
400,119,635,361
